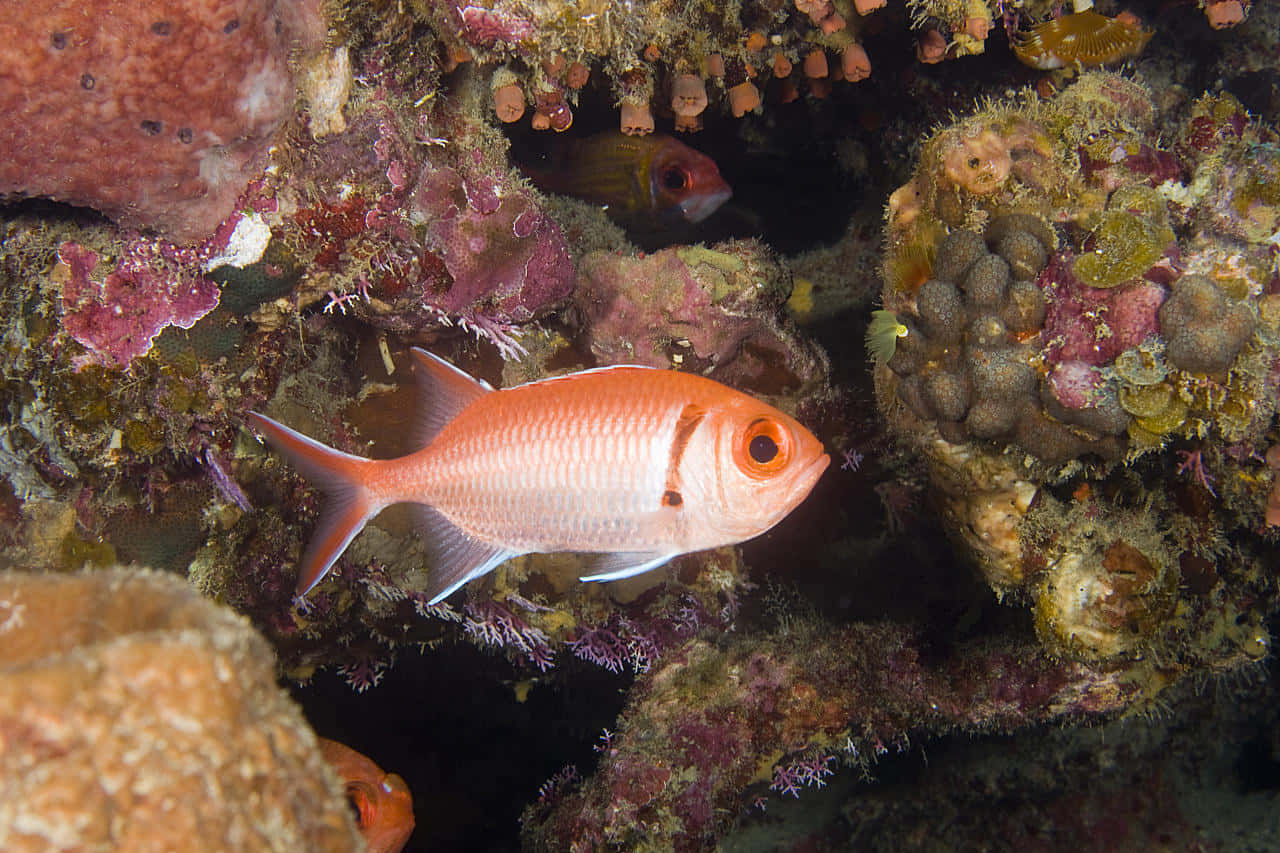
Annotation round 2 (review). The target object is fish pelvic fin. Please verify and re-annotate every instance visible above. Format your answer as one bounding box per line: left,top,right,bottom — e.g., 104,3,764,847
412,504,521,604
578,549,681,583
246,412,380,596
408,348,493,450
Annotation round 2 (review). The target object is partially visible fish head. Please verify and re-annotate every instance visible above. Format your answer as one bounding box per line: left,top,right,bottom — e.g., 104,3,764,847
649,138,733,224
342,775,415,853
318,737,415,853
694,396,829,543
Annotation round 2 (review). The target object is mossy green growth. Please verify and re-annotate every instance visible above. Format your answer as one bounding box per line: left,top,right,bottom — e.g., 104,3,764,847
208,246,300,314
55,365,120,427
122,417,167,456
1073,209,1173,288
668,643,730,700
60,532,117,569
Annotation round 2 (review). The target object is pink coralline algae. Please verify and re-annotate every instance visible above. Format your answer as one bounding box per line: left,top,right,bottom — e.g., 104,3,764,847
456,2,536,47
573,241,828,391
57,242,220,369
410,152,574,325
0,0,323,243
1038,250,1166,369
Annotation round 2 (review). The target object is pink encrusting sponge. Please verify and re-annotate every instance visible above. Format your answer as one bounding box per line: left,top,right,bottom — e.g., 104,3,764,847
0,0,323,243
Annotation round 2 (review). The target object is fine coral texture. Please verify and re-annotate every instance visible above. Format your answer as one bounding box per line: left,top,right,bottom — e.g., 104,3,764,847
0,569,361,853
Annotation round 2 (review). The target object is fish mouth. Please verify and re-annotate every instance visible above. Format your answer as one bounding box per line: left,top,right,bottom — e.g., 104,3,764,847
679,186,733,223
787,453,830,505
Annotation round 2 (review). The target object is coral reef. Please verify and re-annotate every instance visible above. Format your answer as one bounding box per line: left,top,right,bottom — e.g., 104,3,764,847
0,0,1277,847
713,669,1280,851
0,568,362,852
0,0,324,243
521,618,1228,850
0,9,832,690
875,73,1280,662
574,239,829,391
56,241,222,368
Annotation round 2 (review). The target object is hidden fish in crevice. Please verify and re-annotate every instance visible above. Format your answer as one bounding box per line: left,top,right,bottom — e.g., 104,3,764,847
521,131,732,230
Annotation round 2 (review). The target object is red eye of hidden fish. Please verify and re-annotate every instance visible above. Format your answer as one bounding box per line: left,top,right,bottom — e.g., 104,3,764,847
247,348,829,602
345,781,378,829
317,738,415,853
660,165,690,191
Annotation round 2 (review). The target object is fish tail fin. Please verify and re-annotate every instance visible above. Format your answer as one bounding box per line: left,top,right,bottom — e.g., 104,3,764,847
246,412,380,596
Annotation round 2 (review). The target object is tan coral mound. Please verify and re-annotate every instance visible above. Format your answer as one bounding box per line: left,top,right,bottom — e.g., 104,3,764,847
0,569,362,853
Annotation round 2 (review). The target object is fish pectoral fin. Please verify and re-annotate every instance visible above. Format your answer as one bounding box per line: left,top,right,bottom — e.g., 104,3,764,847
413,504,519,604
578,550,681,583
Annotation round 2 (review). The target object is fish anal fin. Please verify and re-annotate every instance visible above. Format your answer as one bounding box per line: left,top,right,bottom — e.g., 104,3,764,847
296,494,374,596
409,348,493,450
578,550,680,583
413,503,519,603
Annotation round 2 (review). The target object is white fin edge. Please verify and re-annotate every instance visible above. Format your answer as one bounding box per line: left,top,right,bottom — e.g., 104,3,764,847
578,550,681,583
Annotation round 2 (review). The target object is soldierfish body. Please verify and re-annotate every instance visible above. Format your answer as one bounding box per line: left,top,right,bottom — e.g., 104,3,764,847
248,349,828,602
524,132,732,226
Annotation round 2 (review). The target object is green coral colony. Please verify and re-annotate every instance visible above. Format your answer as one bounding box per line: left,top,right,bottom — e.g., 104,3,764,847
876,75,1278,668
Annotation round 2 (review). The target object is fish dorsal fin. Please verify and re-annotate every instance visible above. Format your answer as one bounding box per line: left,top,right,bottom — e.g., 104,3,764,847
409,348,493,450
413,503,520,603
578,549,680,583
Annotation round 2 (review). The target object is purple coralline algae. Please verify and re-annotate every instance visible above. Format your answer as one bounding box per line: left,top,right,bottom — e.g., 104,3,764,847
521,622,1175,851
875,72,1280,665
412,150,574,325
57,242,221,369
575,241,829,391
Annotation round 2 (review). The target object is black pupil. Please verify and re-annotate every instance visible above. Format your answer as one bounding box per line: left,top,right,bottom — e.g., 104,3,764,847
662,168,688,191
749,434,778,464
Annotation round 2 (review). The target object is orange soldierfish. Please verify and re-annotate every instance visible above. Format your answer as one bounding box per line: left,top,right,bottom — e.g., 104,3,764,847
523,132,732,227
317,737,415,853
247,349,829,602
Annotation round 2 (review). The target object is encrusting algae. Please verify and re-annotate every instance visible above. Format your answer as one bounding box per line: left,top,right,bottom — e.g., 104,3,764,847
874,72,1279,670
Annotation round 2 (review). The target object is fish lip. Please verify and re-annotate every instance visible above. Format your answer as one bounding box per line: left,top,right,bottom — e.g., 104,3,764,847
680,186,733,223
788,452,831,503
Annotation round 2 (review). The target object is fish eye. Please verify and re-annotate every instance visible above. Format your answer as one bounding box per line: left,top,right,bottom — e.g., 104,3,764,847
735,417,792,478
749,434,778,464
661,166,690,192
344,782,376,829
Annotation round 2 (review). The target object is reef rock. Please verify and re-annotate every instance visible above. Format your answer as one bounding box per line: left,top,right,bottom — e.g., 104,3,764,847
575,240,828,394
874,73,1280,664
0,568,362,852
